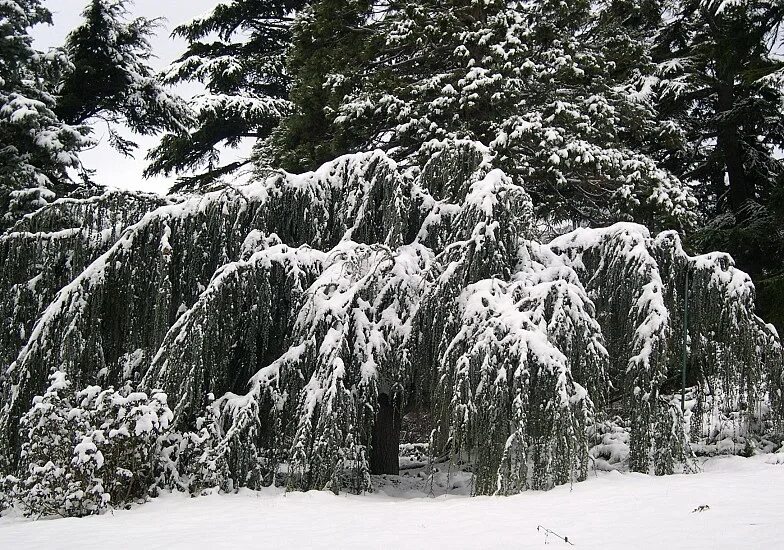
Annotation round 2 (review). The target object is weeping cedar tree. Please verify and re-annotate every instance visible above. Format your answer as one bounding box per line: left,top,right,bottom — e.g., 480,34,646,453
653,0,784,326
0,0,91,229
56,0,192,156
1,140,781,498
144,0,306,191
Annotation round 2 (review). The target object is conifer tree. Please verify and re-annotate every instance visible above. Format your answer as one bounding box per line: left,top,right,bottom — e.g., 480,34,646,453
274,0,375,172
330,0,696,228
654,0,784,281
594,0,664,81
145,0,306,191
0,0,91,229
57,0,192,156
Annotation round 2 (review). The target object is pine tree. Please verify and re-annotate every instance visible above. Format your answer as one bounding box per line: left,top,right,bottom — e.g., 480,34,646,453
56,0,192,156
0,0,91,229
654,0,784,281
145,0,306,191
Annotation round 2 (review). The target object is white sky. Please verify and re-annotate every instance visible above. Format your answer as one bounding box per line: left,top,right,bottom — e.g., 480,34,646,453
32,0,228,194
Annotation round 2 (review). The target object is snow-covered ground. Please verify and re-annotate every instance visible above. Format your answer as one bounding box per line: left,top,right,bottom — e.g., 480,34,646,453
2,455,782,549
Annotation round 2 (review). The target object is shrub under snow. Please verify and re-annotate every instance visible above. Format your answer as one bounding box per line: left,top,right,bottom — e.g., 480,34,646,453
2,372,172,517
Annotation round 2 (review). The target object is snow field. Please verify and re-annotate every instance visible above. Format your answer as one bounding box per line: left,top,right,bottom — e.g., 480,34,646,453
2,455,782,549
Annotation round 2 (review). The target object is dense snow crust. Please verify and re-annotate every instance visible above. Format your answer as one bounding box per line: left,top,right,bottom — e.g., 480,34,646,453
0,141,781,500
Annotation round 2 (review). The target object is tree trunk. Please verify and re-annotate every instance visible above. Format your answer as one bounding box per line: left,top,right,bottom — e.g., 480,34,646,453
716,81,753,214
716,78,765,278
370,392,400,475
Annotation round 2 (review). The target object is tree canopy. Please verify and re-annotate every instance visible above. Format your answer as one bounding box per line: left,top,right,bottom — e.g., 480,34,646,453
0,0,90,228
145,0,306,191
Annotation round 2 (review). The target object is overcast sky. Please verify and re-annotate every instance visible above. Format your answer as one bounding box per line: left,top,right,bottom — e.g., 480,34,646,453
32,0,222,193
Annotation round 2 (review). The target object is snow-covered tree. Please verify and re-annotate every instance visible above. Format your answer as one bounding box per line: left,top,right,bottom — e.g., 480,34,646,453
2,371,107,517
549,223,782,472
56,0,192,155
2,141,779,499
145,0,306,190
0,0,91,228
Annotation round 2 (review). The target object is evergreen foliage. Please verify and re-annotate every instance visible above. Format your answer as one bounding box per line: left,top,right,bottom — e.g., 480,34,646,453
0,0,91,228
145,0,306,190
0,189,167,378
288,0,698,228
57,0,192,155
274,0,375,172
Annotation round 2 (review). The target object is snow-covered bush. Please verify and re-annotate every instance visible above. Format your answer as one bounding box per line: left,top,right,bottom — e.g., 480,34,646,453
3,371,173,517
4,372,108,517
